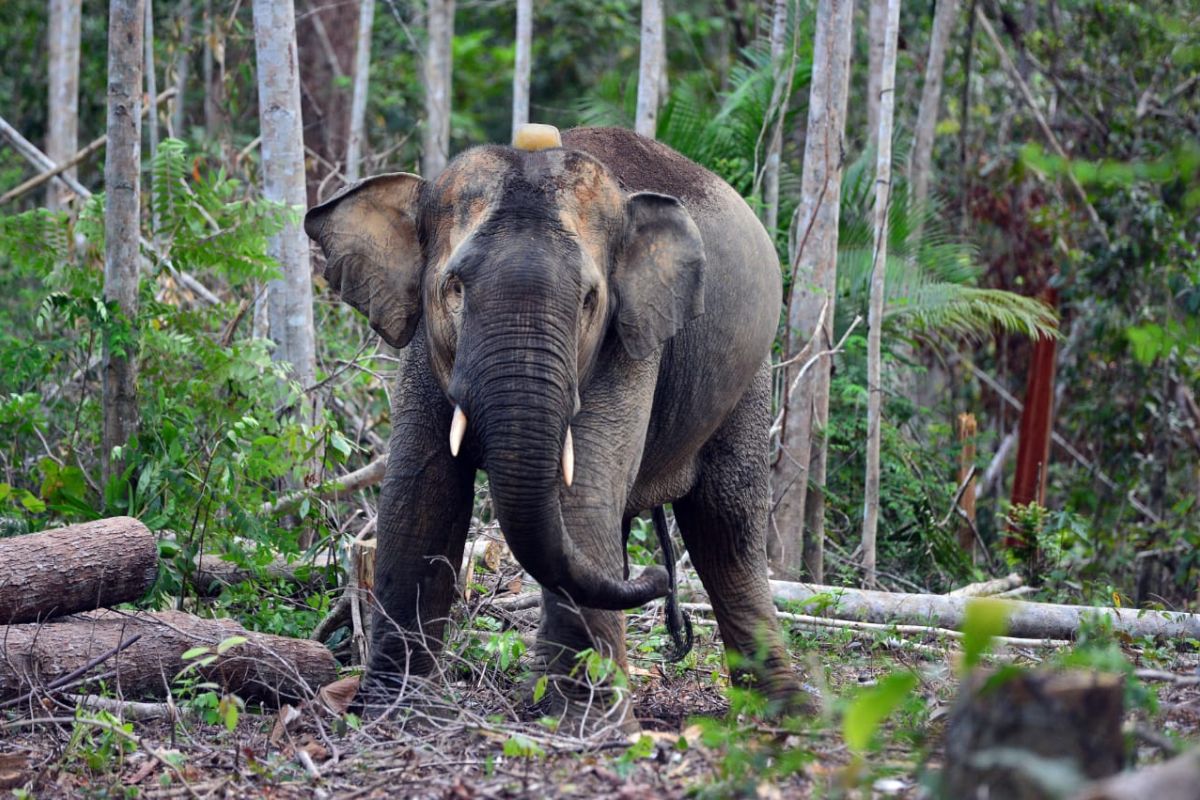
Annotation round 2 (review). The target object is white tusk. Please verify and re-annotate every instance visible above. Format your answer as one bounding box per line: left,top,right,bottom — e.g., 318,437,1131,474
562,427,574,487
449,406,467,457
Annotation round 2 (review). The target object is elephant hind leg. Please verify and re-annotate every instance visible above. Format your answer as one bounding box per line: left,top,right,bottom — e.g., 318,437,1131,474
673,364,812,713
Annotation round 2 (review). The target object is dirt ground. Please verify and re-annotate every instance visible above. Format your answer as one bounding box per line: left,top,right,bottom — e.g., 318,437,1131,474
5,610,1199,799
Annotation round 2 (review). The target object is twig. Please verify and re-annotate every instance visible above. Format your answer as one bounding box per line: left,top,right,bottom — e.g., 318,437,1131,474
1,716,200,799
263,455,388,517
0,633,142,710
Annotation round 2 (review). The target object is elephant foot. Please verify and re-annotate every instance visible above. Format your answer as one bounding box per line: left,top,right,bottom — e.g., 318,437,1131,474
732,666,820,718
523,672,641,738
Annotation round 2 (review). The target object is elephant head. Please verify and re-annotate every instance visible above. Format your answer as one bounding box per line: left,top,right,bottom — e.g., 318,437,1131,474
304,138,705,611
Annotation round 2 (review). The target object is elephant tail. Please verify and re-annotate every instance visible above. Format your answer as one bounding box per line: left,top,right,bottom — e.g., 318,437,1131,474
652,506,694,663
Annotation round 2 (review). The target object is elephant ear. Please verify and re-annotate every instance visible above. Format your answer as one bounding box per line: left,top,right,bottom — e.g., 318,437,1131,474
304,173,425,349
613,192,706,360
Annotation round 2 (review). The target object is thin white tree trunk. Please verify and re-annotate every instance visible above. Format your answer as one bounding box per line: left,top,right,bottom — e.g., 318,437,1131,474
47,0,81,210
866,0,886,147
252,0,317,390
345,0,375,182
771,0,855,582
762,0,788,233
145,0,159,227
635,0,664,139
202,0,215,134
910,0,961,212
102,0,145,486
511,0,533,140
862,0,901,588
170,0,192,137
422,0,455,180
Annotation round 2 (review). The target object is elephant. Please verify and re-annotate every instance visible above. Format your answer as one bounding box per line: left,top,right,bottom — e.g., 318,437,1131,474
304,126,808,726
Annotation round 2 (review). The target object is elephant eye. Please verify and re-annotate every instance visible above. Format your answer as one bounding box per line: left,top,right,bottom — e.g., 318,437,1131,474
583,287,598,313
444,276,464,312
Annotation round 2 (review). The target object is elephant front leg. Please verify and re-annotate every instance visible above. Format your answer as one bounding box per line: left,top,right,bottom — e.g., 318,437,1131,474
534,434,641,734
363,344,476,704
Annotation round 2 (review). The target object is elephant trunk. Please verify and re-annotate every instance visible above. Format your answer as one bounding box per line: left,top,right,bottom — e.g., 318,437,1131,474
459,325,669,611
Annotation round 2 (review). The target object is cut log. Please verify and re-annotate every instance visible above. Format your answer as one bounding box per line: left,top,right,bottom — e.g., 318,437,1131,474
942,670,1124,799
1073,748,1200,800
192,550,337,596
0,517,158,624
767,580,1200,640
0,610,336,705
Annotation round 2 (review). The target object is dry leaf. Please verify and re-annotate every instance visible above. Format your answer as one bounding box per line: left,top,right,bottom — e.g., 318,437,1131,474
297,735,328,762
505,578,523,595
0,752,26,791
317,676,360,716
483,540,507,571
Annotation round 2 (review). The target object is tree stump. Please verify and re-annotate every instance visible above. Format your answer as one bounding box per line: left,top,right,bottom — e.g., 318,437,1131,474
941,670,1125,799
0,610,337,705
0,517,158,624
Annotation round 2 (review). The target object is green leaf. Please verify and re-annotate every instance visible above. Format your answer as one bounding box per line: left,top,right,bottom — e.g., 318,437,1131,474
181,646,211,661
533,676,548,703
842,671,919,753
216,635,248,655
961,598,1013,672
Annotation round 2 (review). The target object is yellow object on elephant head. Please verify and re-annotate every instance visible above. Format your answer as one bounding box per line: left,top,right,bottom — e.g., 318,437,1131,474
513,124,562,151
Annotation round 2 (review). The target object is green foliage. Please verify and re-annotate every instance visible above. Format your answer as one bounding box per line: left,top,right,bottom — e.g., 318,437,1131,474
960,598,1013,672
842,670,919,753
836,153,1059,343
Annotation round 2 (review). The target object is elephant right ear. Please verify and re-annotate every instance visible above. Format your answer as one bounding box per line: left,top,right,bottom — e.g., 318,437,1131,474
304,173,425,349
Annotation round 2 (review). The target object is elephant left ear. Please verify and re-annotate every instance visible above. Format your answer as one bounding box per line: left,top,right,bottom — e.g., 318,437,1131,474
613,192,706,360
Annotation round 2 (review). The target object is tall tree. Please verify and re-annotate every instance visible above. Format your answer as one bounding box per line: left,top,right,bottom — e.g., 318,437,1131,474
761,0,790,233
346,0,375,182
862,0,901,587
170,0,192,137
866,0,887,146
252,0,317,390
511,0,533,140
47,0,81,210
910,0,961,212
422,0,455,179
771,0,855,582
102,0,146,486
145,0,159,229
635,0,664,139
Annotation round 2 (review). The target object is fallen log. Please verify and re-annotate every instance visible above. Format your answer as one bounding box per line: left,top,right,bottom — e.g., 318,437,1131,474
1073,748,1200,800
942,670,1124,799
0,610,336,705
948,573,1024,597
0,517,159,624
768,580,1200,640
192,550,337,596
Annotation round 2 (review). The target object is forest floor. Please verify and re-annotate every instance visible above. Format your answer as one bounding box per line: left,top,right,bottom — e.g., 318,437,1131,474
5,569,1200,798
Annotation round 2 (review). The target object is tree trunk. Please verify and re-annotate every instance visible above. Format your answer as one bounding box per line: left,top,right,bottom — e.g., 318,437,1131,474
511,0,533,140
0,611,337,705
47,0,81,210
762,0,788,234
422,0,455,179
145,0,159,227
942,671,1124,799
635,0,664,139
252,0,317,392
0,518,158,625
170,0,192,137
866,0,886,147
345,0,375,183
766,580,1200,639
771,0,855,582
861,0,900,588
102,0,145,487
910,0,961,213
